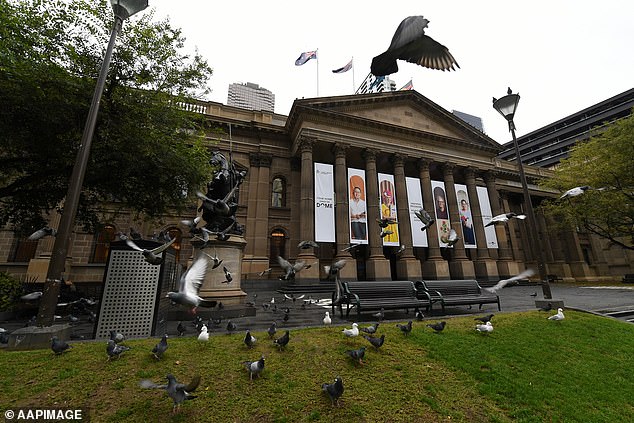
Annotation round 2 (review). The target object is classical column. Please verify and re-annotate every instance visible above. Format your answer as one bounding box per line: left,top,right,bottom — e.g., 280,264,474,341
443,163,475,278
244,153,261,259
418,158,449,280
363,148,390,280
245,152,272,277
295,137,319,283
501,191,524,264
333,143,357,279
392,154,421,279
562,227,592,281
464,167,498,280
483,172,520,278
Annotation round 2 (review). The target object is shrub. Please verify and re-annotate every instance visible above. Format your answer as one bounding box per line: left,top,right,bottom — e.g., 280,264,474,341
0,272,22,311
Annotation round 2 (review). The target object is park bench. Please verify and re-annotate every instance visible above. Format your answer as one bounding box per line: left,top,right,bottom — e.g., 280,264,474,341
547,274,564,283
334,280,432,318
414,279,501,313
623,274,634,284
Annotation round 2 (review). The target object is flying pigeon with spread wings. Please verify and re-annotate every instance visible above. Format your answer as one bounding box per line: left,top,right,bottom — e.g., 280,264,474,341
166,254,216,313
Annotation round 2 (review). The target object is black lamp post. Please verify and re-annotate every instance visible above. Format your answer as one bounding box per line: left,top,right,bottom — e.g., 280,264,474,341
493,88,552,299
37,0,149,327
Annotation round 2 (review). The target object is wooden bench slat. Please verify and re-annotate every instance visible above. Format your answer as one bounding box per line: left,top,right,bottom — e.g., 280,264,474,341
415,279,501,312
333,281,432,318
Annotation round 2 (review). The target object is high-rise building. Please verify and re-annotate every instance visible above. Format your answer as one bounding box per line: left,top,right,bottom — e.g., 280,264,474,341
452,110,484,133
355,73,396,94
227,82,275,112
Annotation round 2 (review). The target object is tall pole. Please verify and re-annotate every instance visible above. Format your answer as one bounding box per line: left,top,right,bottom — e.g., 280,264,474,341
37,17,123,326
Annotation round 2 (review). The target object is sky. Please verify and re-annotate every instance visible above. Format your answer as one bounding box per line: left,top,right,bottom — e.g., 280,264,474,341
148,0,634,144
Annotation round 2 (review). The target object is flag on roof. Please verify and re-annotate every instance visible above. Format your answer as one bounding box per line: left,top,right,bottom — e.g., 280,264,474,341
369,75,385,90
332,58,353,74
295,50,317,66
399,79,414,91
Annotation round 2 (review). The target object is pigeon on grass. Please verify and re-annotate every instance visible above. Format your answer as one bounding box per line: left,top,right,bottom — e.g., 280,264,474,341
363,334,385,350
426,321,446,333
345,346,366,365
152,334,169,360
106,340,130,361
109,330,125,344
360,323,379,334
474,314,494,324
244,330,257,348
243,355,265,380
396,320,413,335
51,336,72,355
140,374,201,414
322,376,344,406
267,322,277,338
273,330,290,350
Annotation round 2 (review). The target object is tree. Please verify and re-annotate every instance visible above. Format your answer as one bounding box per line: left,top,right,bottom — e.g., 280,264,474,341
539,111,634,250
0,0,214,235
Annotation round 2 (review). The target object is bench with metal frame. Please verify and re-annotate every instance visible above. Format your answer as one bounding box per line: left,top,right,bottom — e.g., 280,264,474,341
414,279,501,313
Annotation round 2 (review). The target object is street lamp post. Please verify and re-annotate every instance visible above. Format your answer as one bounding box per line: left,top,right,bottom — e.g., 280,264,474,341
37,0,149,327
493,88,552,299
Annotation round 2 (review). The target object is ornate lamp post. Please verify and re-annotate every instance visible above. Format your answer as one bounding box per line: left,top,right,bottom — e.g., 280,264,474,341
37,0,149,326
493,89,552,299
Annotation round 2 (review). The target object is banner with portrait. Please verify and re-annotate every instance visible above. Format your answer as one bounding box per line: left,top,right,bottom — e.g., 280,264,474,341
378,173,399,246
431,180,451,247
348,168,368,244
406,176,428,247
454,183,476,249
314,163,335,242
477,186,498,248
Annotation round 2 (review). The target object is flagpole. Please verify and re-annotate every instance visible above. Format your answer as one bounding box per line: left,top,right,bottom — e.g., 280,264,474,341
316,48,319,97
351,57,355,94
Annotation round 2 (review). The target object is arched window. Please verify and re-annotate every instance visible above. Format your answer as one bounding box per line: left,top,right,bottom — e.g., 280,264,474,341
91,224,117,263
271,177,286,208
10,235,38,262
269,228,286,266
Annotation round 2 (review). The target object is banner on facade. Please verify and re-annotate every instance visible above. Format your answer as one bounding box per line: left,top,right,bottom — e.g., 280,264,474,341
431,180,451,247
406,177,428,247
454,183,476,249
477,186,498,248
348,168,368,244
314,163,335,242
378,173,399,246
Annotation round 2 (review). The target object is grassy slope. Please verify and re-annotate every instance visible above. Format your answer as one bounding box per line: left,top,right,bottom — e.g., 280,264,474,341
1,311,632,422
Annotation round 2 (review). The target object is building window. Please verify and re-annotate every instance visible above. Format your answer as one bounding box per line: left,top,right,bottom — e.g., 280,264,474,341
10,237,38,262
91,224,117,263
269,228,286,266
165,227,182,263
272,177,285,208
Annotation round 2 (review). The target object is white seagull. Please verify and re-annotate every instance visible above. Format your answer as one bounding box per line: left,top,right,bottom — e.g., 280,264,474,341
485,269,535,293
548,308,565,321
559,186,591,200
323,311,332,326
484,212,527,227
476,321,494,333
342,323,359,338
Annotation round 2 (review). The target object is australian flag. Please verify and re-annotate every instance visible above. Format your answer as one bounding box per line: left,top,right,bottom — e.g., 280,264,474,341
332,59,353,74
295,50,317,66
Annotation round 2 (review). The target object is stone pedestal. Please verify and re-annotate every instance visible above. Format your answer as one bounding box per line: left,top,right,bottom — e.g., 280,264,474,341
474,259,500,281
196,236,247,305
8,324,72,351
396,258,422,280
365,257,391,280
449,259,476,279
496,260,522,279
422,259,450,280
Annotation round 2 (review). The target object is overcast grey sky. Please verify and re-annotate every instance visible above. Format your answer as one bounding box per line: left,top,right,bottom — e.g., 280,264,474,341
149,0,633,144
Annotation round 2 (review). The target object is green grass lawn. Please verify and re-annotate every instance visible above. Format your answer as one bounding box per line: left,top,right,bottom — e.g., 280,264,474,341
1,310,633,422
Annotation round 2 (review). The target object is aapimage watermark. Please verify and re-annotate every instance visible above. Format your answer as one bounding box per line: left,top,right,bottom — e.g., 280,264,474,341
4,408,89,422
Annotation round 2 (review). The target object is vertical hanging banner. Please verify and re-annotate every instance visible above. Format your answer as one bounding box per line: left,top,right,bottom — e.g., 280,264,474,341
378,173,399,246
454,183,476,249
314,163,335,242
477,186,498,248
348,168,368,244
431,180,451,247
406,177,428,247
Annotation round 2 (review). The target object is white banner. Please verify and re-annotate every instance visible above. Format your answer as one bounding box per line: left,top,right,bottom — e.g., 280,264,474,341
431,180,451,247
477,186,498,248
314,163,335,242
378,173,399,246
348,168,368,244
406,177,428,247
454,183,476,249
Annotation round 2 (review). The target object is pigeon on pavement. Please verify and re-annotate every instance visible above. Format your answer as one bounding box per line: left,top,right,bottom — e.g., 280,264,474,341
267,322,277,338
363,334,385,349
345,346,366,365
396,320,413,335
342,323,359,338
243,355,265,380
426,321,446,333
322,376,344,406
51,336,72,355
106,339,130,360
273,330,290,350
372,308,385,321
140,374,201,413
486,269,536,293
548,308,565,321
226,320,238,334
152,334,169,359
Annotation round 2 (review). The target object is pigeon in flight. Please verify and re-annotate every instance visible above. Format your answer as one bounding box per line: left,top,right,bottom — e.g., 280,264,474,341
109,330,125,344
201,250,223,270
380,229,394,238
484,212,527,227
559,186,591,200
126,237,176,265
440,229,459,247
243,355,265,380
298,240,319,249
244,330,257,348
277,256,307,281
360,323,379,334
324,259,347,280
197,325,209,342
396,320,413,335
273,330,290,350
222,267,233,284
129,227,143,241
28,226,57,241
140,374,200,414
340,243,360,252
485,269,535,293
152,334,169,360
414,209,435,231
475,321,494,333
51,336,72,355
376,217,397,228
322,376,344,406
166,254,216,313
426,321,446,333
284,293,305,303
474,314,494,324
323,311,332,326
345,346,366,365
20,291,43,302
548,308,565,321
371,15,459,77
176,321,186,336
342,323,359,338
106,339,130,360
363,334,385,349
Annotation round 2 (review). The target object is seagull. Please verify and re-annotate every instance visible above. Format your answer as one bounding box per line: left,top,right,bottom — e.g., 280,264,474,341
51,336,72,355
28,226,57,241
360,323,379,334
176,321,186,336
342,323,359,338
243,355,265,380
298,240,319,249
20,291,43,302
372,308,385,321
201,249,223,270
222,267,233,284
414,209,435,231
559,186,591,200
267,322,277,338
485,269,536,293
440,229,459,247
474,314,494,324
197,325,209,342
396,320,413,335
484,212,527,227
166,254,217,313
323,311,332,326
140,374,201,414
322,376,344,406
476,321,494,333
109,330,125,344
376,217,397,228
152,334,169,360
380,229,394,238
106,339,130,360
371,15,459,77
363,334,385,349
426,321,446,333
548,308,565,321
345,346,366,365
125,237,176,265
273,330,290,350
277,256,307,281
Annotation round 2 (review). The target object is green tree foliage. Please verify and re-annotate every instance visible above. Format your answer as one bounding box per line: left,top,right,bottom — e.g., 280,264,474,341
540,111,634,250
0,0,214,234
0,271,22,311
